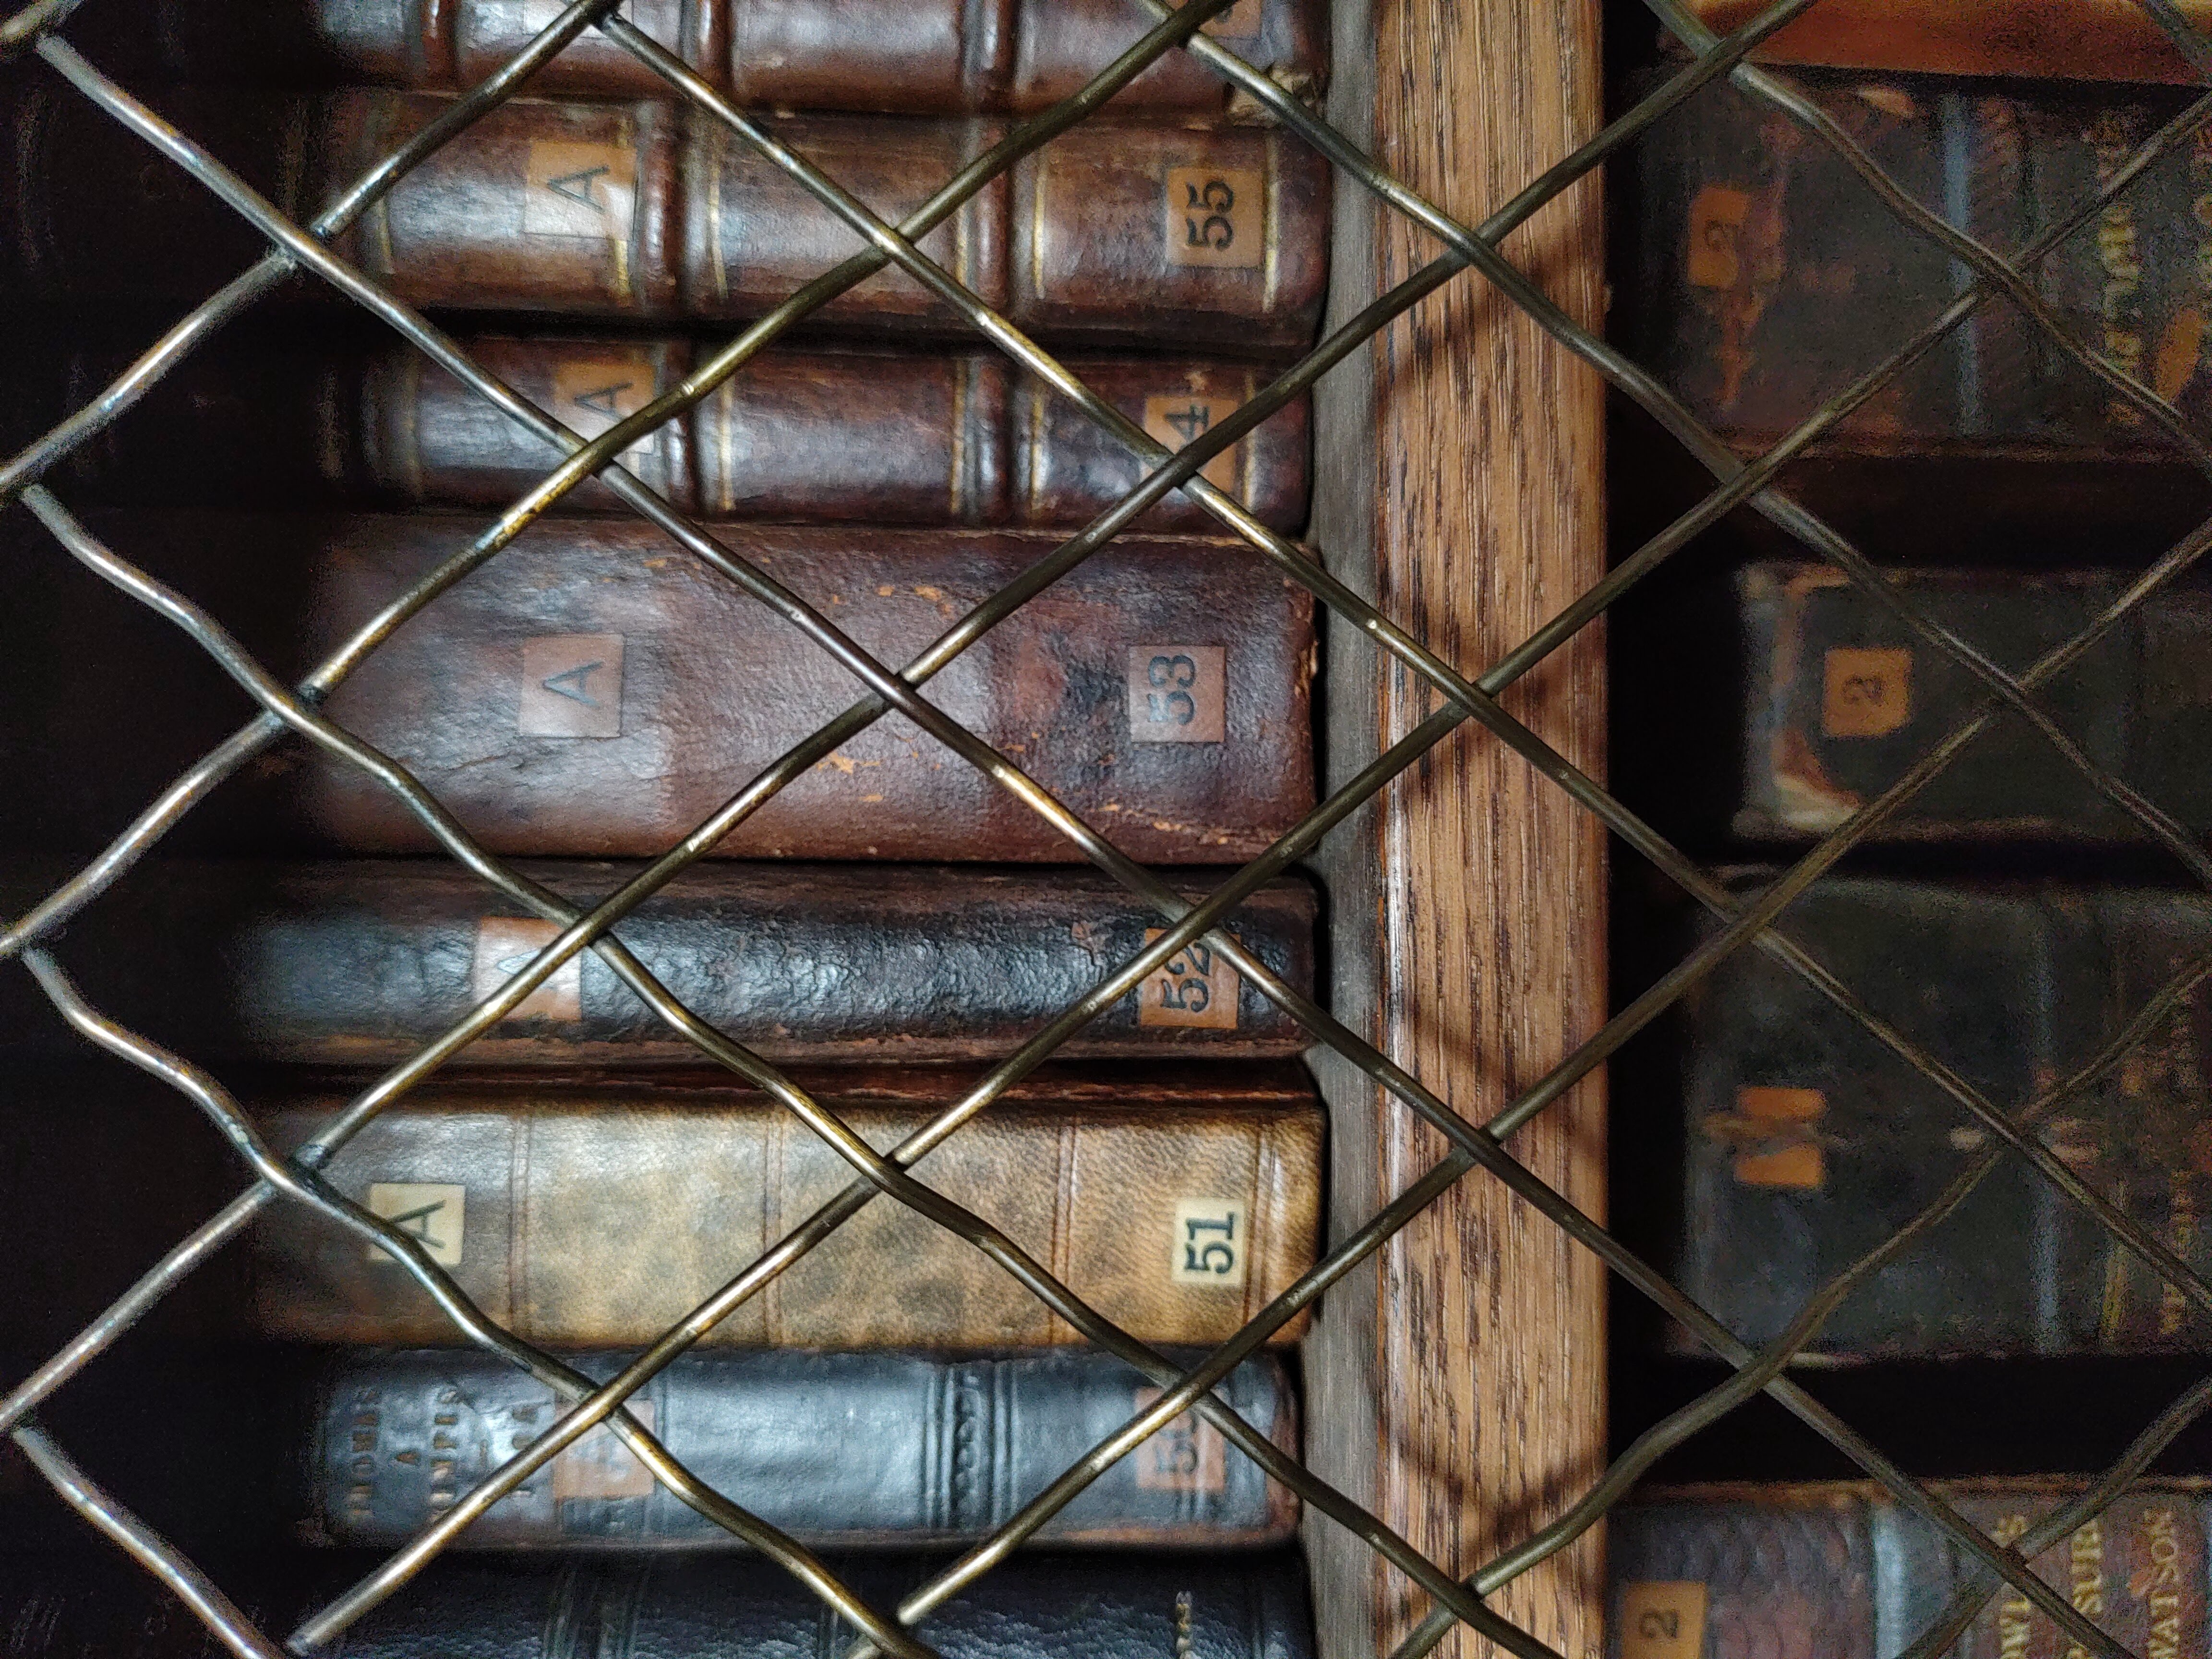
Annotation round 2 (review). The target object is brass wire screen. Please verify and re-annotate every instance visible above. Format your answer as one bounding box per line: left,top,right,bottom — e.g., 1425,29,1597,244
3,0,2210,1653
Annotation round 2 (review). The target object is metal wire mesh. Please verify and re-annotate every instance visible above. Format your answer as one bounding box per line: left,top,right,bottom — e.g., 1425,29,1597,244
4,0,2211,1652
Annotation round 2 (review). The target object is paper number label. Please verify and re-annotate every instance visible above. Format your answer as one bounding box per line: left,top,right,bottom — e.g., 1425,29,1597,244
519,634,625,739
366,1182,467,1266
472,916,584,1022
1620,1582,1707,1659
1170,1199,1247,1288
524,141,636,241
1685,184,1752,291
552,357,658,461
1821,646,1912,739
1128,646,1226,743
1141,928,1240,1030
552,1400,657,1504
1165,168,1264,269
1142,394,1242,493
1131,1387,1227,1493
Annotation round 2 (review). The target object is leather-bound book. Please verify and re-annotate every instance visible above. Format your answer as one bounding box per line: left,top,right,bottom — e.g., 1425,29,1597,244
4,85,1329,352
306,1346,1297,1548
1667,873,2212,1361
1626,69,2212,466
1611,1482,2207,1659
1674,0,2212,84
244,1065,1321,1348
0,1551,1312,1659
2,860,1317,1065
7,512,1314,864
121,0,1325,114
35,333,1311,531
1701,564,2212,845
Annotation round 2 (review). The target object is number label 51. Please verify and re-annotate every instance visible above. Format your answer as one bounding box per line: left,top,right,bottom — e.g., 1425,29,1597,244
1171,1199,1247,1288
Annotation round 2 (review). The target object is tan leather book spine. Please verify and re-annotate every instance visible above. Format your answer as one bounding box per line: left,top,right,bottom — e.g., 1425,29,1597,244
247,1067,1323,1350
1682,0,2212,84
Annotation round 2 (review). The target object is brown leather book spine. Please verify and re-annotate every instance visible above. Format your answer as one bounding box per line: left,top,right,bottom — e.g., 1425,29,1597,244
266,515,1314,863
152,0,1322,112
320,90,687,319
246,1068,1324,1349
368,334,701,512
1682,0,2212,84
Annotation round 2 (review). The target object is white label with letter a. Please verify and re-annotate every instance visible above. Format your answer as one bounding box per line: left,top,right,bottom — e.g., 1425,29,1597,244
366,1182,467,1265
1170,1199,1247,1288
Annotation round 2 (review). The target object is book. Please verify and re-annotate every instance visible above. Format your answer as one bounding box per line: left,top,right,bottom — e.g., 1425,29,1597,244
1667,872,2212,1361
1,859,1317,1065
1706,563,2212,844
1611,1481,2208,1659
305,1346,1297,1548
7,512,1316,864
6,85,1329,352
1624,68,2212,465
1672,0,2212,85
31,332,1311,531
239,1064,1322,1349
114,0,1325,114
0,1551,1313,1658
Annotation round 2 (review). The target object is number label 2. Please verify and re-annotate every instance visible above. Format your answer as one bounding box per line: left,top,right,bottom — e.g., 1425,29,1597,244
1820,645,1912,739
1164,168,1264,270
1127,646,1226,744
1170,1199,1247,1288
1619,1582,1707,1659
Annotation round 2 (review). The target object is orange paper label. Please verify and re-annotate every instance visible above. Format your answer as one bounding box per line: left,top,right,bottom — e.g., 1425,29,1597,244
1142,394,1243,493
1140,930,1240,1029
1620,1582,1707,1659
1131,1388,1227,1493
1686,184,1752,290
1165,168,1264,269
1128,646,1226,744
471,916,584,1022
1821,646,1912,738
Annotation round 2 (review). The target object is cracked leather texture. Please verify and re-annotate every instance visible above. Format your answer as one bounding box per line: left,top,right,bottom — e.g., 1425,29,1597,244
0,859,1317,1066
4,511,1314,863
308,1346,1297,1548
4,87,1329,352
248,1064,1322,1348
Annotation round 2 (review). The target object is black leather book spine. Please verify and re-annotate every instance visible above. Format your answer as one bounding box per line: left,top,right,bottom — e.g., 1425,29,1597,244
0,1552,1314,1658
306,1347,1298,1548
1670,874,2212,1359
4,859,1317,1065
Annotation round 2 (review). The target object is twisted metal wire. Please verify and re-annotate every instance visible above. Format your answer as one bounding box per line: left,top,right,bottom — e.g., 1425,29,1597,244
5,0,2212,1655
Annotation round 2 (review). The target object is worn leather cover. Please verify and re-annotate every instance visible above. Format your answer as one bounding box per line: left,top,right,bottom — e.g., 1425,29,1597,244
2,859,1317,1064
1611,1482,2210,1659
307,1346,1297,1547
1627,68,2212,459
1722,564,2212,843
2,86,1329,352
1682,0,2212,85
247,1064,1322,1347
129,0,1325,114
1671,873,2212,1359
34,332,1310,531
0,1551,1312,1658
8,510,1314,863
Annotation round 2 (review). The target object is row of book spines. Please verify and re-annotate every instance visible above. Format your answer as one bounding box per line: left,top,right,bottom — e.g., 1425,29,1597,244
1610,1485,2209,1659
6,1348,1298,1551
13,85,1327,351
79,0,1323,113
31,335,1310,532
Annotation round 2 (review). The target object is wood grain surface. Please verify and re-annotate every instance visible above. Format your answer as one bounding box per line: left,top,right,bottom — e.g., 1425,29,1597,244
1306,0,1608,1652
